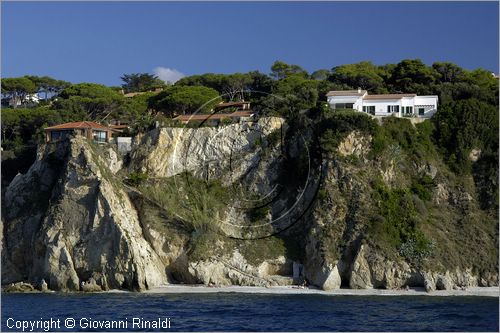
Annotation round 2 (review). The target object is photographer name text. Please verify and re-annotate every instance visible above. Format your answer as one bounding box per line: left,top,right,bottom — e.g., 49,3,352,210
6,317,171,331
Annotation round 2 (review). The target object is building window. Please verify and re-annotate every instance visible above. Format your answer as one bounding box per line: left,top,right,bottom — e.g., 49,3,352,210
405,106,413,114
387,105,399,113
363,106,375,115
51,131,62,141
94,131,107,143
335,103,354,109
50,130,72,141
418,108,425,116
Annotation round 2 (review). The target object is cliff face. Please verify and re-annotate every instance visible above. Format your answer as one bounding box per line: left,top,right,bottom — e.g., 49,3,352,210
2,138,165,291
2,117,498,291
300,128,498,290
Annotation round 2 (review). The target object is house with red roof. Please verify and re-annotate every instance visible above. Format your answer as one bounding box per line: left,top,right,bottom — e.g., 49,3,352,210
44,121,115,143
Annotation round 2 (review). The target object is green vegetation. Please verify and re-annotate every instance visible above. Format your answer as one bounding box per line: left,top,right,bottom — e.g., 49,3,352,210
1,107,78,184
137,173,231,233
410,175,434,201
2,59,498,224
368,178,434,263
270,75,319,115
1,77,37,106
127,172,149,186
270,60,309,80
1,59,497,276
399,236,436,266
188,231,234,262
238,237,286,265
136,172,239,262
1,76,70,108
120,73,166,93
317,110,377,154
366,118,441,167
148,85,221,116
312,110,497,271
25,75,71,100
433,99,498,209
55,83,126,119
330,61,388,93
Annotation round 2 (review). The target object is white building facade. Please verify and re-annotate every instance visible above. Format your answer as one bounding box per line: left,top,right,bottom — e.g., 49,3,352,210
326,89,438,118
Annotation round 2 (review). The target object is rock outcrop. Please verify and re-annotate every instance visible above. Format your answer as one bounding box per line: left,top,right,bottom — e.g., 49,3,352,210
130,117,284,182
2,137,166,291
2,118,498,292
2,282,37,293
309,262,342,290
337,130,372,158
186,251,293,287
350,245,374,289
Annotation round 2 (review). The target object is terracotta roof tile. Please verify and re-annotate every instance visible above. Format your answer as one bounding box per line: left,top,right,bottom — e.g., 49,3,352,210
45,121,111,131
326,90,367,97
363,94,416,100
109,125,129,129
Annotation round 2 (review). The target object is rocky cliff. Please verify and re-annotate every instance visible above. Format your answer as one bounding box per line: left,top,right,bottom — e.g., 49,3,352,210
2,116,498,292
2,138,165,291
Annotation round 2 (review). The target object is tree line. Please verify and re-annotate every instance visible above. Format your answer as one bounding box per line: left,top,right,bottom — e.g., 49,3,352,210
1,59,498,206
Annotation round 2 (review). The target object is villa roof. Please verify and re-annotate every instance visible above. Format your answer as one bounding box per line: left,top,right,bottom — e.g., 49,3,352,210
327,90,418,100
45,121,111,131
363,94,416,100
326,90,367,97
174,111,254,122
174,114,229,121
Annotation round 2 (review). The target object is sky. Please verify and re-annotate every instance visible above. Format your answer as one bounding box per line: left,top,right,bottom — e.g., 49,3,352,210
2,1,499,86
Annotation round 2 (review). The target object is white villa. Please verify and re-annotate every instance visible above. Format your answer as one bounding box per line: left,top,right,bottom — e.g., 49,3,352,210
326,89,438,118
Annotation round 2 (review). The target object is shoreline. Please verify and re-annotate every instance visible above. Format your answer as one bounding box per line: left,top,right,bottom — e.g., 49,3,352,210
143,285,499,297
3,285,498,297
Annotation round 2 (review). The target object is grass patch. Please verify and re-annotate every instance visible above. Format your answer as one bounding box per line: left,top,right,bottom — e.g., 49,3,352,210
189,231,235,262
137,172,232,233
410,175,434,201
238,237,287,266
127,172,148,186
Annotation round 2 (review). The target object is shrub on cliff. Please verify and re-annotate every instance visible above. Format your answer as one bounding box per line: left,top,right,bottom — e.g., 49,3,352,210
317,110,377,154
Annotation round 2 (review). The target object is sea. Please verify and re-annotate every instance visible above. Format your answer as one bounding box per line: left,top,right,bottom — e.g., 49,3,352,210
1,293,498,332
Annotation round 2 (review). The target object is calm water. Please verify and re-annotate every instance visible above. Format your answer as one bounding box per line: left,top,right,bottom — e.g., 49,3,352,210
1,293,498,332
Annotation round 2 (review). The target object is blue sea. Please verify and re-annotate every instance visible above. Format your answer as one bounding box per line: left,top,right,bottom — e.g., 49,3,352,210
2,293,498,332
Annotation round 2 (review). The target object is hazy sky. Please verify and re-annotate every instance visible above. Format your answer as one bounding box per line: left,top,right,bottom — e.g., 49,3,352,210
2,1,498,86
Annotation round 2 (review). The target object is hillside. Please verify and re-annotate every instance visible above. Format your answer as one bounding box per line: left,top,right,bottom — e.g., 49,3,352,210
2,112,497,291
